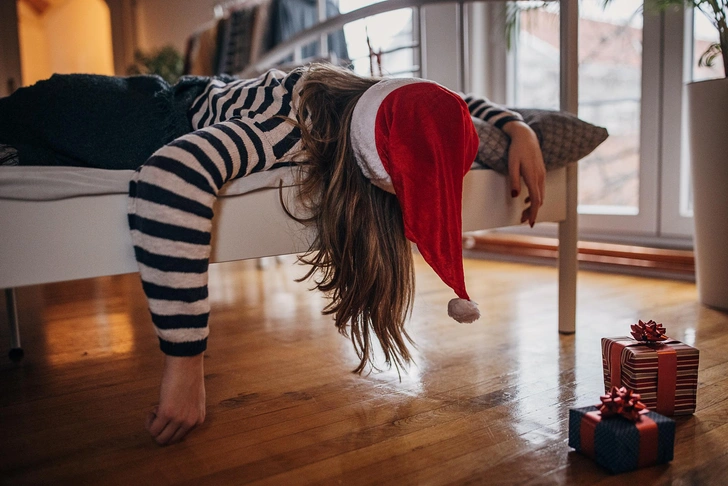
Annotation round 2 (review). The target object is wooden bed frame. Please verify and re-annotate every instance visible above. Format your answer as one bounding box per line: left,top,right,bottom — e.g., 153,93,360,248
0,0,580,361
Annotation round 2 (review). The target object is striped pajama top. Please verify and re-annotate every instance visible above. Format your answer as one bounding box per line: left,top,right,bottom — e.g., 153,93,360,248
127,67,523,357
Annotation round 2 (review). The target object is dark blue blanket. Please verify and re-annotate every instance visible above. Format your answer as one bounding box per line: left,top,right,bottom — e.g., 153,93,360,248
0,73,214,170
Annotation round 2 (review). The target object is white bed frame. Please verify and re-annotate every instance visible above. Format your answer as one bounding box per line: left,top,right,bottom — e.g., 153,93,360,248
0,0,580,360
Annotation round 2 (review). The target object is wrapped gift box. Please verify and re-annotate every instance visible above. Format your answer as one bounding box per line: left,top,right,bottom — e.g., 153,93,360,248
602,321,699,415
569,404,675,474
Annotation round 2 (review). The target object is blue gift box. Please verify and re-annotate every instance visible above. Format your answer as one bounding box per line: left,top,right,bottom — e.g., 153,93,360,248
569,405,675,474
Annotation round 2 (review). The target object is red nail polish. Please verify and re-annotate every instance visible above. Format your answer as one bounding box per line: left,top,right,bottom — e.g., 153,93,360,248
511,190,518,198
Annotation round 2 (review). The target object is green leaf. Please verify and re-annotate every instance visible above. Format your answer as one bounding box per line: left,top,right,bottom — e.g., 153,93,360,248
126,45,184,84
698,42,723,67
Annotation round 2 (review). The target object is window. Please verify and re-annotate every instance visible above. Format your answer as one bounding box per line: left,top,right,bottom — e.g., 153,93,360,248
338,0,417,77
506,0,694,246
514,0,644,216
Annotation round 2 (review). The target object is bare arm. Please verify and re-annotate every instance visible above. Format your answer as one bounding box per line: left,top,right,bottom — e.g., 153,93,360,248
502,120,545,227
129,118,276,445
460,93,545,226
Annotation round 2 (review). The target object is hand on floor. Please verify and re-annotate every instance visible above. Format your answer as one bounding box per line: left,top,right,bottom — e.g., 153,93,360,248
146,354,206,445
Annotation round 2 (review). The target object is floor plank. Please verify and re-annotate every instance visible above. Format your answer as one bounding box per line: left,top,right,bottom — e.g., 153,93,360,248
1,255,726,485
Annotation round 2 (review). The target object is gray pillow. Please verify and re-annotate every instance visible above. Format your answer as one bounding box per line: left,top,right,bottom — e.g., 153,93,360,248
473,108,609,174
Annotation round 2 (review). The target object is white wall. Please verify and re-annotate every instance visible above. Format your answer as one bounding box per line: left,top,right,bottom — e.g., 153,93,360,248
16,0,114,86
17,1,51,85
422,2,510,101
134,0,220,53
420,3,459,90
45,0,115,76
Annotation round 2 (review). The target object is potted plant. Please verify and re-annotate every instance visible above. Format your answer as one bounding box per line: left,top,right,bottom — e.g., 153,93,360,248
126,45,184,85
675,0,728,310
669,0,727,78
508,0,726,309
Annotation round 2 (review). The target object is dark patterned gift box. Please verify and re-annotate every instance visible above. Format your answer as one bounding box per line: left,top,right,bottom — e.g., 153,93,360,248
602,320,699,415
569,387,675,474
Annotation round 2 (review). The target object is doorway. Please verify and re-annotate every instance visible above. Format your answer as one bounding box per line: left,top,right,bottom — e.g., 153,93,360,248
14,0,115,88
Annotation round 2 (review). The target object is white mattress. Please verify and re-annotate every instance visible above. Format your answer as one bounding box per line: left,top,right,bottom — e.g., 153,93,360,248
0,165,568,289
0,165,300,201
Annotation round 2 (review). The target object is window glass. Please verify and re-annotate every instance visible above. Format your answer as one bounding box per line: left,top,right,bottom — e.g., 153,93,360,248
339,0,416,76
515,0,643,214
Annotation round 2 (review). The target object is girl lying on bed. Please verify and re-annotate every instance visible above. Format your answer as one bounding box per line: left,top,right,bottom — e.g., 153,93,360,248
0,63,545,445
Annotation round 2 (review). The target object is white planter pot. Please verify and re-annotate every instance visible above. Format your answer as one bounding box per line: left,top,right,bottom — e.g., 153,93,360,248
687,77,728,311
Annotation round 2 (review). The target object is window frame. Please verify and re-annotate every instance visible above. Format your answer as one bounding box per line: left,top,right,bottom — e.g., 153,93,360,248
474,2,695,249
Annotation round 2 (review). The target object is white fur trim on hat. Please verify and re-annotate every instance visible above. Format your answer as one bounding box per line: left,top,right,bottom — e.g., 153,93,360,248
447,298,480,323
350,77,436,193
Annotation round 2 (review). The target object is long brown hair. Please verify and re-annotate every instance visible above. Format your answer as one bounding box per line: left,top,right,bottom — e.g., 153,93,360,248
289,63,415,374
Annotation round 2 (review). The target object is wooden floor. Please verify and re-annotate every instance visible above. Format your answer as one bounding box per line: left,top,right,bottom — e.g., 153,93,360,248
1,255,727,485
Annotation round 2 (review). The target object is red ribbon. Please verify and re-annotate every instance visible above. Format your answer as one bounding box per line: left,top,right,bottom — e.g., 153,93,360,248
655,346,677,415
579,410,601,459
608,321,678,415
580,387,659,468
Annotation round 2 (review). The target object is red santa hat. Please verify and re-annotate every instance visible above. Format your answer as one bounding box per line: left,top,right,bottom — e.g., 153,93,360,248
350,78,481,323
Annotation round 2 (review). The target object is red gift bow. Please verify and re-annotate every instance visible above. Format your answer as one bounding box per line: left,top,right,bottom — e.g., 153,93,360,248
630,320,668,342
598,386,648,422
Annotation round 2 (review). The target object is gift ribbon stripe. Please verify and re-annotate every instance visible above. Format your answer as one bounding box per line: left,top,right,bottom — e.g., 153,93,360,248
608,371,699,382
602,337,697,362
614,369,699,381
619,358,700,370
617,371,699,382
612,377,698,390
605,375,696,397
600,390,695,415
616,356,698,369
607,390,698,401
615,380,697,390
620,359,699,373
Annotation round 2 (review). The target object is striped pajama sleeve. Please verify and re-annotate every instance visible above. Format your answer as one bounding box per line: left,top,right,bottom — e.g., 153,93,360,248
461,94,524,129
128,118,277,356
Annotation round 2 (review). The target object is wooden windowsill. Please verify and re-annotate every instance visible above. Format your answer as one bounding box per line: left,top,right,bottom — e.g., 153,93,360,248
464,232,695,280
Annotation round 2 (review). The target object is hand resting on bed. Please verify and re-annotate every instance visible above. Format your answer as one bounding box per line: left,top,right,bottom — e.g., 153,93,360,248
472,108,609,175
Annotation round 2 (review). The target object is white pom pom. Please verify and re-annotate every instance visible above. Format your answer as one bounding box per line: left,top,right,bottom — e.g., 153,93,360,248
447,298,480,323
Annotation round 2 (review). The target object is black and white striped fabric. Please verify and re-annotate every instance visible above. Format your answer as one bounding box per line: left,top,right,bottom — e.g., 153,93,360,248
462,94,523,129
127,67,524,357
128,68,306,356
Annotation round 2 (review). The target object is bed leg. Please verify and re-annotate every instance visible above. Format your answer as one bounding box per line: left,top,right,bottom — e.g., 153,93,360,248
558,0,579,335
558,164,578,335
5,288,23,362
